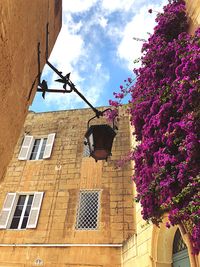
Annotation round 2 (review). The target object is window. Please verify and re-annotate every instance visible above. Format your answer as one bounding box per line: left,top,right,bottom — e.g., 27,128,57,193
83,138,90,157
173,229,187,253
0,192,44,229
172,229,190,267
76,190,100,230
10,194,33,229
30,138,47,160
18,133,55,160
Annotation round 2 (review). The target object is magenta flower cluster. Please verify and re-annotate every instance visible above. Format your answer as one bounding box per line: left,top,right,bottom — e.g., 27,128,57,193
109,0,200,253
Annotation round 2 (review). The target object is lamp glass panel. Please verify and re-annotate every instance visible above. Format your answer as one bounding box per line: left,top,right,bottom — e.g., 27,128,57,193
88,132,94,152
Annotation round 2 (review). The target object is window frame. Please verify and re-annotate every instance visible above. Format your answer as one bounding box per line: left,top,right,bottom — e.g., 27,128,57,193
29,138,47,160
173,229,187,254
9,194,34,230
18,133,55,161
0,192,44,230
75,190,101,231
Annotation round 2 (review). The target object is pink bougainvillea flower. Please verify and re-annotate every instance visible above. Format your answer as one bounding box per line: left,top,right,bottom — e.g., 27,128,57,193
109,0,200,254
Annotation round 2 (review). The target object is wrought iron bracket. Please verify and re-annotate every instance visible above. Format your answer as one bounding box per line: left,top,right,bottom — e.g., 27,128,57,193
87,108,117,130
37,23,102,118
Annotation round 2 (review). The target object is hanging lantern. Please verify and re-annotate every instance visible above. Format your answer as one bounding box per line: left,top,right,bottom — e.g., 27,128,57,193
36,25,118,162
85,124,116,161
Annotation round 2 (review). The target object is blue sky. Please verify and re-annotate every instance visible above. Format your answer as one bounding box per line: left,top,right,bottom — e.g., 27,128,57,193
30,0,168,112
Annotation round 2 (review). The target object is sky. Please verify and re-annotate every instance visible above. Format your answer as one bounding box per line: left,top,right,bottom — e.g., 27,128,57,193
30,0,168,113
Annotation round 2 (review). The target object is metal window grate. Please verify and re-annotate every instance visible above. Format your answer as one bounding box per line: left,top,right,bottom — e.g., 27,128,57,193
83,138,90,157
76,190,100,230
173,229,187,253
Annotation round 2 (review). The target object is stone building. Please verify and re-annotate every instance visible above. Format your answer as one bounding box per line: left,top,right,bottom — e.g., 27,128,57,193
0,107,199,267
0,0,199,266
0,0,62,181
0,107,135,266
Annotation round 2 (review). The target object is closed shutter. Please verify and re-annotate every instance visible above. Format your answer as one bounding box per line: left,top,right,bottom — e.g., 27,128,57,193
26,192,44,228
18,135,34,160
0,193,17,229
43,133,56,159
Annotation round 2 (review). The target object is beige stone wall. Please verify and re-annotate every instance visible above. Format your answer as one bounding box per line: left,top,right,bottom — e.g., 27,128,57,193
0,246,121,267
0,107,135,266
122,207,200,267
0,0,62,181
122,203,153,267
185,0,200,33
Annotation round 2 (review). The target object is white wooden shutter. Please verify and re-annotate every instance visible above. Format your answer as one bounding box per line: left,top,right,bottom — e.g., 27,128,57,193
0,193,17,229
26,192,44,229
43,133,56,159
18,135,34,160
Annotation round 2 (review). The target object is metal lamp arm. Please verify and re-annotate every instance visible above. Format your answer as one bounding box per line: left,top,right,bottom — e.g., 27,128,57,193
37,23,112,120
87,108,117,130
46,60,101,116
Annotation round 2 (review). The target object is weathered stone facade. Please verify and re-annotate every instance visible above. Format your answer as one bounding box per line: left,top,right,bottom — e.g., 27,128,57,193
0,0,199,266
0,107,200,267
0,108,135,266
0,0,62,181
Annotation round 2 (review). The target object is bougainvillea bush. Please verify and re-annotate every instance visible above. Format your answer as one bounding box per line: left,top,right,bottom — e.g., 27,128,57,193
109,0,200,253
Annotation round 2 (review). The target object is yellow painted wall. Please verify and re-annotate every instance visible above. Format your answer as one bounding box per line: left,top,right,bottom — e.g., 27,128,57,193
122,208,200,267
185,0,200,33
0,246,122,267
0,0,62,181
0,107,135,266
122,203,153,267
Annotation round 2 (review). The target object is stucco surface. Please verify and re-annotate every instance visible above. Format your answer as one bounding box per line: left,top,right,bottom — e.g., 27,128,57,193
0,0,62,181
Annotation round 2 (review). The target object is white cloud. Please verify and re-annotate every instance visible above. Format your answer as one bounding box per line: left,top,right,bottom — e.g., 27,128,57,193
34,0,169,111
98,16,108,28
63,0,98,13
45,88,83,110
49,24,84,65
41,14,110,110
84,73,110,107
44,67,110,110
102,0,135,12
63,14,83,33
117,0,168,69
95,63,102,71
41,21,85,108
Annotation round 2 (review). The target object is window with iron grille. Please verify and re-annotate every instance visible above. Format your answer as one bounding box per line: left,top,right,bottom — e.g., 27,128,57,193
83,138,90,157
173,229,187,253
76,190,100,230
